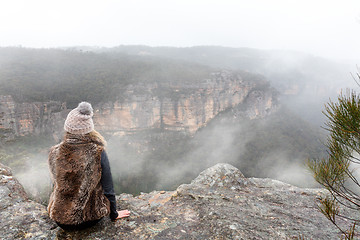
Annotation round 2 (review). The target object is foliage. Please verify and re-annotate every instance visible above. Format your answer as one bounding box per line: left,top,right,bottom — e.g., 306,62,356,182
308,89,360,240
0,47,212,107
0,134,54,170
105,45,348,90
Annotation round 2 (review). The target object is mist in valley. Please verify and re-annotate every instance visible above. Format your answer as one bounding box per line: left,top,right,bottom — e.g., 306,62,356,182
0,1,359,202
1,50,353,202
10,103,325,202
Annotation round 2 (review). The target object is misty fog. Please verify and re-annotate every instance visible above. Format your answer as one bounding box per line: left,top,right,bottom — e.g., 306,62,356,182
1,1,360,61
11,105,322,203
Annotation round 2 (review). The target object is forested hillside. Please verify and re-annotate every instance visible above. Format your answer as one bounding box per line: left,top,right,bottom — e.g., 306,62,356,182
79,45,350,91
0,47,214,107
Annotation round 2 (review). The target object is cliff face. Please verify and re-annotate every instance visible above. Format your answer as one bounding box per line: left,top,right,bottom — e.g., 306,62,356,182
91,70,274,135
0,95,66,141
0,70,276,140
0,162,355,239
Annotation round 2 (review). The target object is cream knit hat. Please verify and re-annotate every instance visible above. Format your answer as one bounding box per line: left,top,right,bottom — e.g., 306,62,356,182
64,102,94,134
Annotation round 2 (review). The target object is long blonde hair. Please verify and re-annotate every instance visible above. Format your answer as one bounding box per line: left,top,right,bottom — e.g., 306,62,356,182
88,130,107,147
64,130,107,147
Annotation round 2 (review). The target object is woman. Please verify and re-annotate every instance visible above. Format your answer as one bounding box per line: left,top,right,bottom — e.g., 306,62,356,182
47,102,130,230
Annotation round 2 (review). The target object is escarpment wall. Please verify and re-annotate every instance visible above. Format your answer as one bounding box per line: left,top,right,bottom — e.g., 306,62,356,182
0,95,66,141
0,70,276,140
94,70,276,135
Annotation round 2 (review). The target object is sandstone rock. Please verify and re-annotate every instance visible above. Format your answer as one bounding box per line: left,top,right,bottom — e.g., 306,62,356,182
0,162,12,176
94,70,276,136
0,162,56,239
0,95,66,140
1,163,354,239
179,163,250,192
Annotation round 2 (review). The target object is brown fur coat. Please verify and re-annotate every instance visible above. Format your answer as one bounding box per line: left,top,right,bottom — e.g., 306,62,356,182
47,132,110,225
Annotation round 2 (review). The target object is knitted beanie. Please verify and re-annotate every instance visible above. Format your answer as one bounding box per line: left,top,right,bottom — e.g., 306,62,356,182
64,102,94,134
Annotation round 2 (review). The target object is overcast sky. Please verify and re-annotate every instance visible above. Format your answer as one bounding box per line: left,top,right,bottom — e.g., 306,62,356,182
1,0,360,61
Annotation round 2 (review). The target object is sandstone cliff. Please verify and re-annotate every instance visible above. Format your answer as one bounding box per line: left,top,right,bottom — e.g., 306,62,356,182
94,70,275,136
0,96,66,141
0,70,276,140
0,162,355,239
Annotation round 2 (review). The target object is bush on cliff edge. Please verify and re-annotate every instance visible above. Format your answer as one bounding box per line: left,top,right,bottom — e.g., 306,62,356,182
309,78,360,239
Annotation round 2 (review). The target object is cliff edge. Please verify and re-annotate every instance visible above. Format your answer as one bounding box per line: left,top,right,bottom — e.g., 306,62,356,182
0,162,354,239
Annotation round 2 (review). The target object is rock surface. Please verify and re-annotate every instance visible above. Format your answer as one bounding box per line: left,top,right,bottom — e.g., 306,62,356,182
0,162,56,239
0,162,355,239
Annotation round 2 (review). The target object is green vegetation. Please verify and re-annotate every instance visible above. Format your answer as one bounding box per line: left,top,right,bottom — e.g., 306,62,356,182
308,89,360,240
0,133,54,170
0,47,212,107
102,45,348,89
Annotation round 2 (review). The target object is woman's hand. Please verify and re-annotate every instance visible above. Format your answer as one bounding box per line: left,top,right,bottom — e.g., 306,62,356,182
116,210,130,219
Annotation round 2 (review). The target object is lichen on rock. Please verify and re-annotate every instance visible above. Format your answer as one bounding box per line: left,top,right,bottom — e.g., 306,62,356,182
188,162,249,188
0,162,56,239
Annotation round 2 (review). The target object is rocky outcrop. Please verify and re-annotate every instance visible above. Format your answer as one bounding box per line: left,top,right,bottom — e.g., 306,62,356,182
0,162,55,239
0,162,355,239
0,70,276,140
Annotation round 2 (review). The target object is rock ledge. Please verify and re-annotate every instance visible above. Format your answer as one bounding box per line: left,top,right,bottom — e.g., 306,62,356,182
0,162,355,239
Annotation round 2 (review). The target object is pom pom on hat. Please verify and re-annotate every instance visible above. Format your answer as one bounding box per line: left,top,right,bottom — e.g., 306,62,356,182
64,102,94,134
77,102,93,116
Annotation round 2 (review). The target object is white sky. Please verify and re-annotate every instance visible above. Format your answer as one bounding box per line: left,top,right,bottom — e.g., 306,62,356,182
0,0,360,60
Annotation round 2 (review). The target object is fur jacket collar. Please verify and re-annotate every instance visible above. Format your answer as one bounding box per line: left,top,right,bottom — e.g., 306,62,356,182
47,132,110,225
